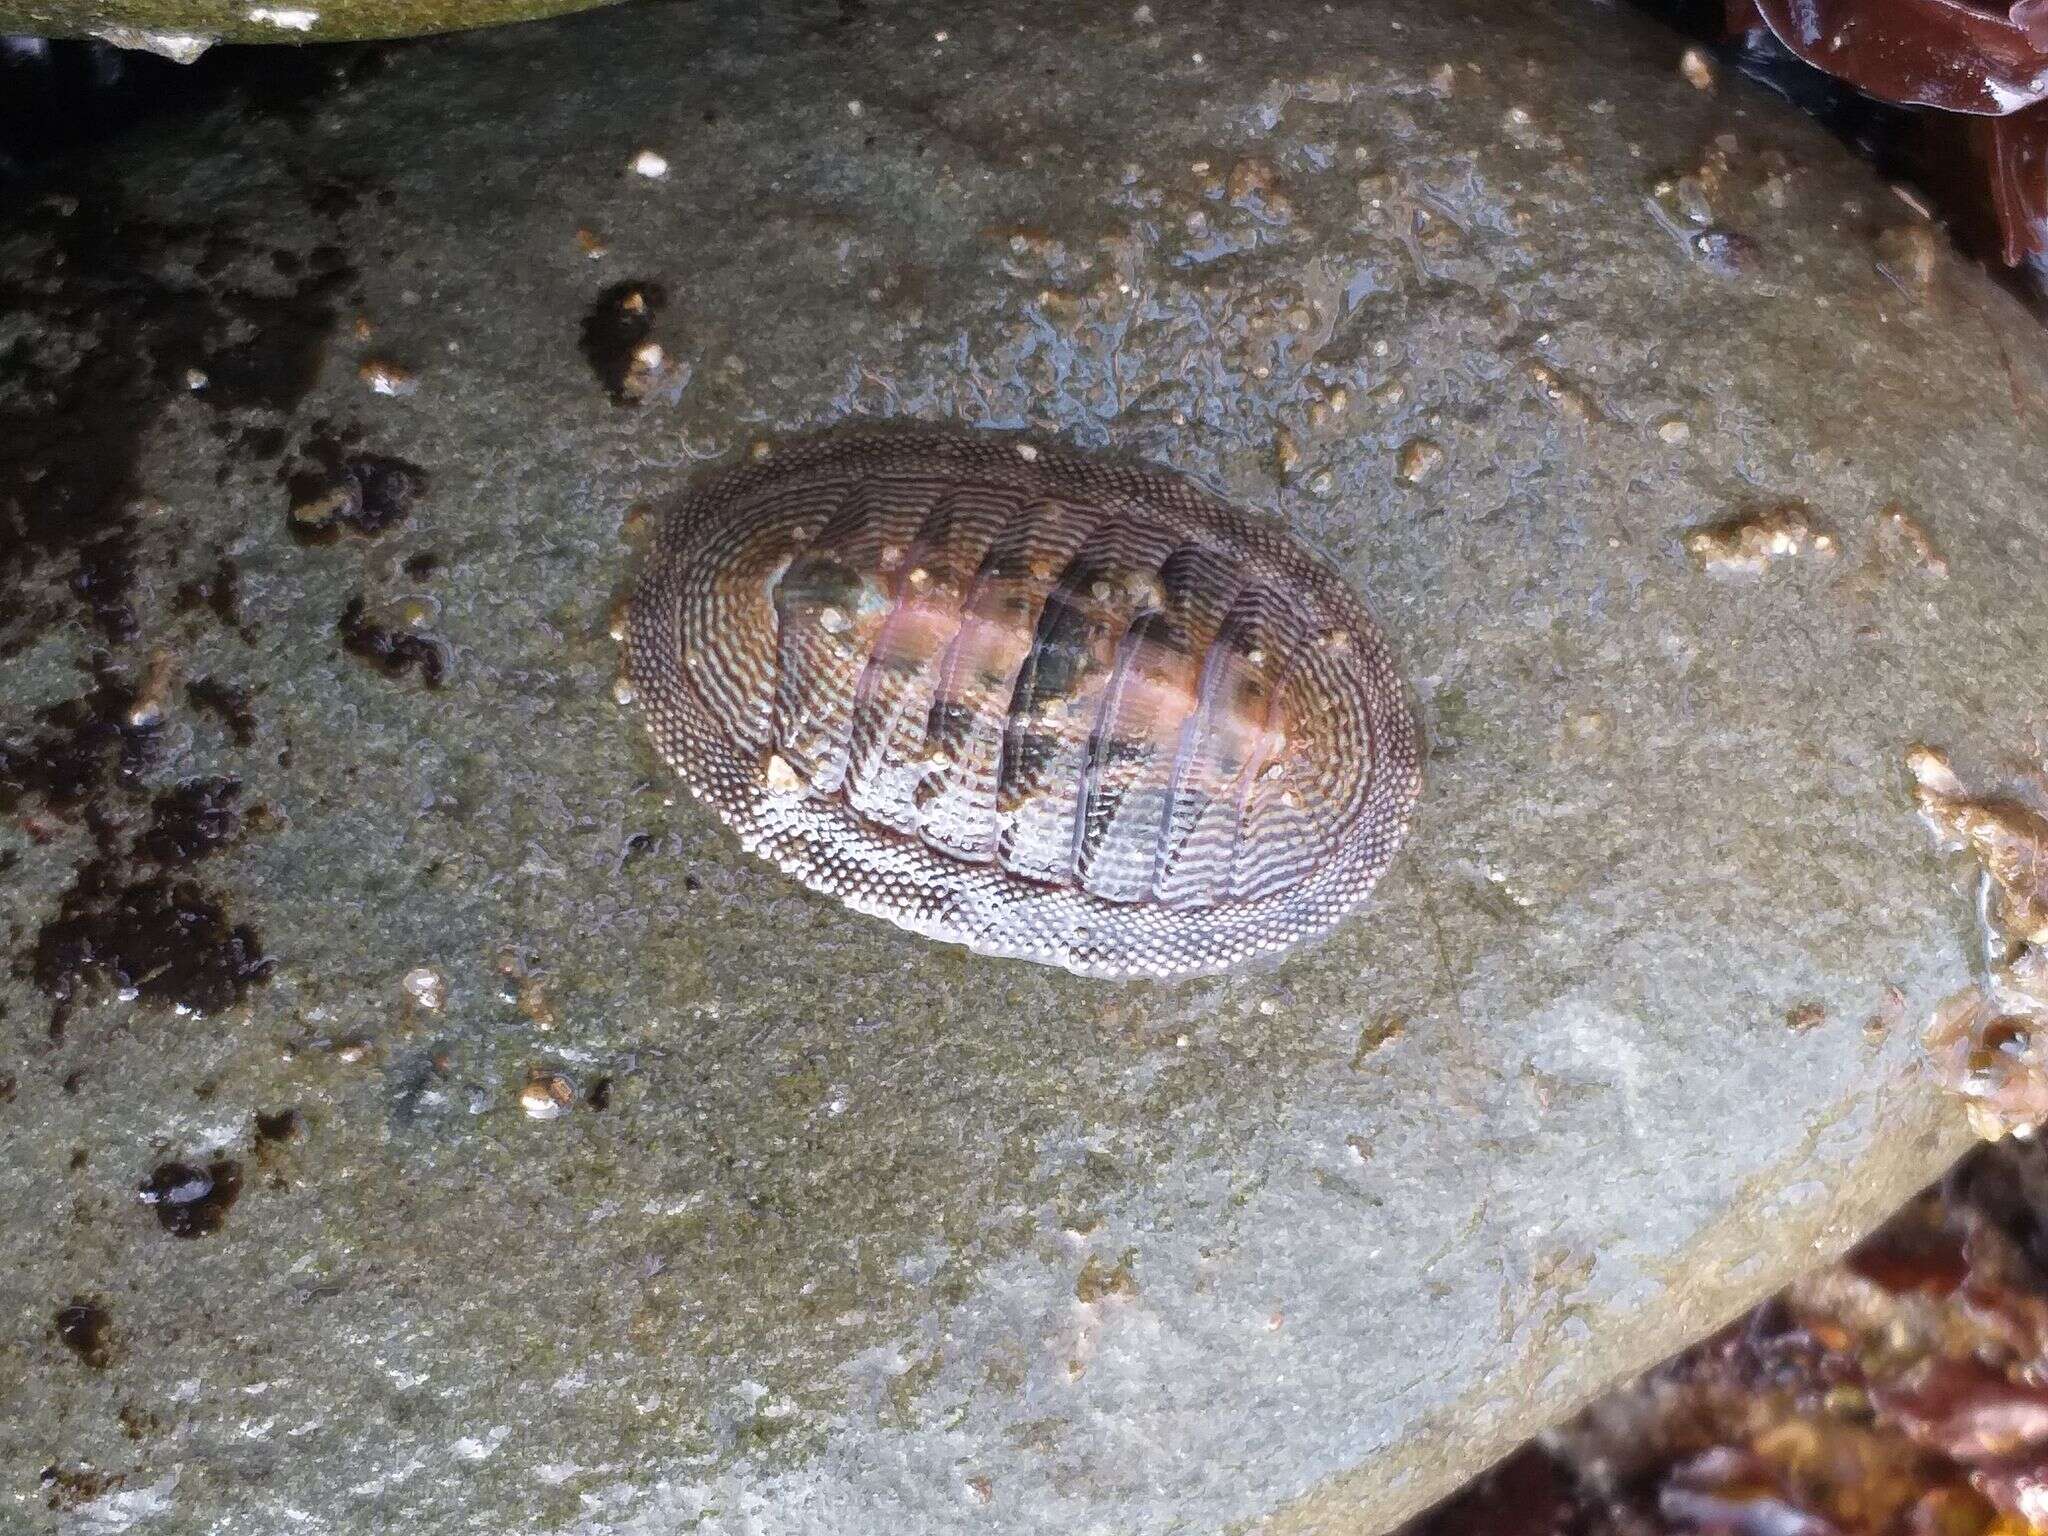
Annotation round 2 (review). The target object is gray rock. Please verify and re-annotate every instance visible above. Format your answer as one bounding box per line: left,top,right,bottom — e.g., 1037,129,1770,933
0,0,2034,1530
1,0,622,47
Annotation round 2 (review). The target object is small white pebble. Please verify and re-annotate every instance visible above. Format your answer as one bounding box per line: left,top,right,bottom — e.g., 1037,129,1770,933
402,968,447,1010
630,149,669,179
1015,443,1039,462
184,368,208,392
359,359,418,397
521,1072,574,1120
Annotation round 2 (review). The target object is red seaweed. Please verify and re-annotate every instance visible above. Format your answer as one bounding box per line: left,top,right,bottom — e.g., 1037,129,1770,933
1728,0,2048,260
1730,1,2048,116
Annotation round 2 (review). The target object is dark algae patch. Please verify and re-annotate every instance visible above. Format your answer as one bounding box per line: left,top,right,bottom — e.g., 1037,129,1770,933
40,1465,123,1513
338,595,448,686
0,105,337,1053
580,279,668,404
0,51,380,651
9,720,271,1033
138,1158,242,1238
0,193,156,652
0,656,164,815
53,1298,112,1368
283,425,428,543
253,1106,303,1182
134,777,243,866
0,188,354,655
173,551,256,642
32,867,271,1032
187,677,259,748
4,621,275,1030
155,242,354,416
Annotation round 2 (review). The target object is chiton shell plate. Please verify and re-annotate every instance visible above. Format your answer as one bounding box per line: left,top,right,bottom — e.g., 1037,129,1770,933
624,429,1421,979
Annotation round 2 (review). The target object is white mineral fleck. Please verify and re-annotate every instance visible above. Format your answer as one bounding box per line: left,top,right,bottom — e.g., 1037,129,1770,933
90,27,215,63
247,6,319,29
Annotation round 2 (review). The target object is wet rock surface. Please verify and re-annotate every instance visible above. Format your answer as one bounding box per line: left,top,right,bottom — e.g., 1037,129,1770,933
0,0,2043,1530
1399,1137,2048,1536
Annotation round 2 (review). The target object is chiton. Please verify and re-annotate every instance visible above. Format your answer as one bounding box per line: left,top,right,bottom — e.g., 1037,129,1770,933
624,429,1420,979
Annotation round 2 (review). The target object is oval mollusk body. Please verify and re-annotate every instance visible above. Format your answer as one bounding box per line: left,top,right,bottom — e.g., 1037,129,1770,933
624,429,1420,979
